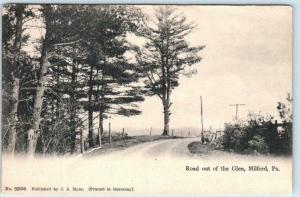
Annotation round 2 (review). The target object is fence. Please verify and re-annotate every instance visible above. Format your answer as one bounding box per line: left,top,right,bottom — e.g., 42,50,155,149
80,122,128,154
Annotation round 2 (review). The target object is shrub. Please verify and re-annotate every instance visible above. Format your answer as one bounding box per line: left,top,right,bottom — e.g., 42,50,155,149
220,94,293,155
247,135,270,154
221,112,276,154
222,123,249,153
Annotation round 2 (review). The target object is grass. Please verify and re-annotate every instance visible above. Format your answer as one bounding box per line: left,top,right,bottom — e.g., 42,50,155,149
187,141,215,155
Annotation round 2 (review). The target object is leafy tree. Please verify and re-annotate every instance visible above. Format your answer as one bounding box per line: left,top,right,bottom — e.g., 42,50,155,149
277,93,293,123
135,6,204,135
276,93,293,154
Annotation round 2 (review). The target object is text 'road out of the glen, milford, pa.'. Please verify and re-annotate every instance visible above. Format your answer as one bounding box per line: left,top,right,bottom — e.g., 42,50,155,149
1,4,293,195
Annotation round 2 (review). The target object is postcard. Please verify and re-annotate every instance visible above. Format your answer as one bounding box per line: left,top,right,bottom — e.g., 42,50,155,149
1,4,293,195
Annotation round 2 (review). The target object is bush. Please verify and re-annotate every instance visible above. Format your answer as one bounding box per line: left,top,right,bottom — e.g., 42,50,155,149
222,123,248,153
247,135,270,154
220,112,292,155
220,94,293,155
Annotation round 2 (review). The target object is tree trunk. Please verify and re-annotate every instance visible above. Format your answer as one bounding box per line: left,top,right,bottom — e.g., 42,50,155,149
70,64,77,153
88,109,94,147
70,108,76,153
55,64,60,119
96,69,104,145
97,106,104,146
88,65,94,148
97,128,102,147
162,99,170,135
7,5,25,154
27,35,50,157
7,79,20,153
99,111,104,135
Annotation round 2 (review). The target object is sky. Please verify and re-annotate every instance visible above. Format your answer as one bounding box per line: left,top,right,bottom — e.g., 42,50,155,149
109,5,292,133
19,5,292,135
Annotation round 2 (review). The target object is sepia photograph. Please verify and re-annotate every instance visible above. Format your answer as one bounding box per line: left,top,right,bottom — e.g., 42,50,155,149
1,4,293,195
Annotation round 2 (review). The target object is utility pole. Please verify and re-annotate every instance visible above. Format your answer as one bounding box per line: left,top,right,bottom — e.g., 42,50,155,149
229,104,246,120
200,96,204,139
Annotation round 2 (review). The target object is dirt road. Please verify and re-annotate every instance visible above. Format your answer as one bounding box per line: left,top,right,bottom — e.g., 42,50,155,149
88,138,198,160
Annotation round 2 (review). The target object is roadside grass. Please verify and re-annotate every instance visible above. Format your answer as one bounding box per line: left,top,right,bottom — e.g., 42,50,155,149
187,141,215,155
187,141,293,158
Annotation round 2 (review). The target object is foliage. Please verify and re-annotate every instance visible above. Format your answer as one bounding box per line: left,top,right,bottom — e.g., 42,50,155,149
135,6,204,135
2,5,146,154
246,135,270,154
277,93,292,123
221,96,292,155
2,4,37,152
276,94,293,153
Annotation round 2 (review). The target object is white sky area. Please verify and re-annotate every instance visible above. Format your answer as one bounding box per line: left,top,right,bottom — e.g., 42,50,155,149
21,6,292,134
114,6,292,133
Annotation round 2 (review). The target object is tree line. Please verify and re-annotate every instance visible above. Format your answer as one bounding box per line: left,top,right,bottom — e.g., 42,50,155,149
2,5,203,156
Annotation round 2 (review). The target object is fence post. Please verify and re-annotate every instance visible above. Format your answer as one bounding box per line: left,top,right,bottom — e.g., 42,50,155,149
109,122,111,144
80,130,84,154
98,128,102,148
122,128,126,145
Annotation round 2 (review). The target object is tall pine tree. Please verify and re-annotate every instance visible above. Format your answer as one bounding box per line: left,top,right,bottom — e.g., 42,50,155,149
136,7,204,135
